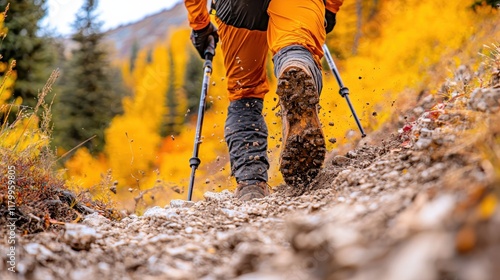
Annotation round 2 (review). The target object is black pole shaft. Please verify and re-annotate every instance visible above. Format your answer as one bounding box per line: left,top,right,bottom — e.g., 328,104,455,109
187,62,212,201
345,94,365,137
187,36,215,201
322,44,367,138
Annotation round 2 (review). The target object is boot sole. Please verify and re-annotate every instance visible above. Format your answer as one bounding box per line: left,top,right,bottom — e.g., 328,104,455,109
277,66,326,187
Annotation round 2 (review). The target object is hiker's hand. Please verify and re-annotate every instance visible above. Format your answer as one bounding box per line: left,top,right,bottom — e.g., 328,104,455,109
325,10,336,34
191,22,219,59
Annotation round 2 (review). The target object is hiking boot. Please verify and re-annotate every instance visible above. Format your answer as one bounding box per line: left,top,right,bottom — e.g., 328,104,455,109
274,46,326,187
234,181,270,201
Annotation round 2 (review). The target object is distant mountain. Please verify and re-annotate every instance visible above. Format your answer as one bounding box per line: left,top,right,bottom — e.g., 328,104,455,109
104,2,188,59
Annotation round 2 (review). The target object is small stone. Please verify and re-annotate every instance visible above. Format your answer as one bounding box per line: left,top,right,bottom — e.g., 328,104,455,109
415,137,432,150
416,195,455,230
382,170,400,180
359,183,375,190
63,223,97,251
143,206,178,219
170,199,195,208
332,155,349,166
350,191,361,198
83,213,110,227
346,151,358,159
24,243,57,260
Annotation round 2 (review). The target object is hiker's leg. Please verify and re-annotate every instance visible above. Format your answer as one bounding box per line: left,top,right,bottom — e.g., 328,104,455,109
267,0,327,186
215,0,271,188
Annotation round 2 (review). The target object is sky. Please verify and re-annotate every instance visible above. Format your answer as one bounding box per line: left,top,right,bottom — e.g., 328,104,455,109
44,0,181,36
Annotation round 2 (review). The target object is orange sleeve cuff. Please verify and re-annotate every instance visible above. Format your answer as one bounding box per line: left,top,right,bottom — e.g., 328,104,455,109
184,0,211,30
326,0,344,13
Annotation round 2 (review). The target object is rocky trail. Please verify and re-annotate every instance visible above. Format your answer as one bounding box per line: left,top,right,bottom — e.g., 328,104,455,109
2,63,500,280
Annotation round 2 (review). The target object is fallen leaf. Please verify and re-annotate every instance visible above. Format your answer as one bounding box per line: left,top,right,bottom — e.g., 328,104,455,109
477,193,497,221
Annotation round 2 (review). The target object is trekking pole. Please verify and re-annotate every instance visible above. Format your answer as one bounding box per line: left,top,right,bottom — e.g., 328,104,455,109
322,44,367,138
187,36,215,201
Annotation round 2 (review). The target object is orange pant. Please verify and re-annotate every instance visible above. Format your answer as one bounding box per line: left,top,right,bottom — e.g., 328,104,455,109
215,0,327,101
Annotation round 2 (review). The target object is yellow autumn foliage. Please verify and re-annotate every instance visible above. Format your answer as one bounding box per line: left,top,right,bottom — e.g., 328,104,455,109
0,117,49,157
64,147,109,187
64,1,500,210
319,0,499,146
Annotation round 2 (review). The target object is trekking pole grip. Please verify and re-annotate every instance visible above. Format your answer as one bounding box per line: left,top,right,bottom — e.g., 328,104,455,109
204,35,215,68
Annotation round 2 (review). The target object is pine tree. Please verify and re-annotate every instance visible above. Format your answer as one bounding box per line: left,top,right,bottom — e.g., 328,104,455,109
0,0,54,111
129,40,139,72
53,0,124,153
161,48,178,137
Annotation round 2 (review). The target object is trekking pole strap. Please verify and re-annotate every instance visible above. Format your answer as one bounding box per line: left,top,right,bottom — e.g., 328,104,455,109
204,35,215,69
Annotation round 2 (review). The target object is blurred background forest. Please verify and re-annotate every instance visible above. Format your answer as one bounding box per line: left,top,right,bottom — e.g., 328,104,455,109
0,0,499,212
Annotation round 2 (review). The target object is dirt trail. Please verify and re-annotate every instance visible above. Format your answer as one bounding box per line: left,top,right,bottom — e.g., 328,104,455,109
1,68,500,280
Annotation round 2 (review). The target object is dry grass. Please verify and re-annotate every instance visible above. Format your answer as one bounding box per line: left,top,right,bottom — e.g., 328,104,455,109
0,69,118,234
0,7,119,233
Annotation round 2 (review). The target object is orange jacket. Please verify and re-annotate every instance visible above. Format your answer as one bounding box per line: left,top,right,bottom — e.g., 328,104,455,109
185,0,344,30
184,0,210,30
